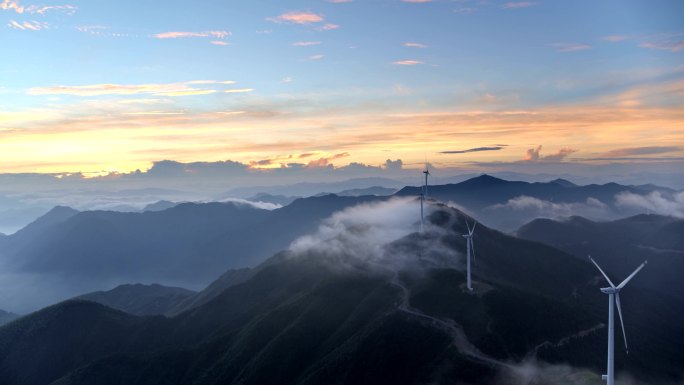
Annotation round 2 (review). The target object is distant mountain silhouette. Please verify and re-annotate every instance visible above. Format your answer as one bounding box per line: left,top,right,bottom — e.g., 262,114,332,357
0,195,382,311
550,178,577,187
7,205,79,240
226,177,406,198
0,310,18,326
336,186,397,196
396,174,675,231
517,214,684,299
77,284,196,316
246,193,300,206
141,200,179,212
0,203,680,385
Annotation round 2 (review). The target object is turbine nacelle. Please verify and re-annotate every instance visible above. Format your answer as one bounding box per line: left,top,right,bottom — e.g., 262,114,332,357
600,287,618,294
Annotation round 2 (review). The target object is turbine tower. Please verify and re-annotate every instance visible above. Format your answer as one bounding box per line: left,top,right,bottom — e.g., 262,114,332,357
420,164,430,233
588,256,647,385
463,220,477,291
423,165,430,199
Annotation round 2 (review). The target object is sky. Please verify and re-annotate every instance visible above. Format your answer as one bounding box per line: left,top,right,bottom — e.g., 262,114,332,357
1,0,683,181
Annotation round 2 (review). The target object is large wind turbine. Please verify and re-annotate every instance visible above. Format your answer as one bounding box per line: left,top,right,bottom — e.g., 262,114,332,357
463,220,477,290
588,256,647,385
420,164,431,233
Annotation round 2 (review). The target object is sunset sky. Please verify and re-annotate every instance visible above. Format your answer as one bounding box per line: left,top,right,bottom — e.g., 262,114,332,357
1,0,683,178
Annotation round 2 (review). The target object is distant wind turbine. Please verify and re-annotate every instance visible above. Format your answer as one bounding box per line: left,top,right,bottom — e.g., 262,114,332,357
463,220,477,291
420,164,431,233
423,165,430,199
588,256,647,385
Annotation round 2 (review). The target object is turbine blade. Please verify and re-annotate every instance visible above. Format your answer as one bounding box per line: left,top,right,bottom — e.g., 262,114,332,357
588,255,615,288
470,221,477,235
617,261,648,289
615,292,629,354
470,237,476,266
465,220,471,234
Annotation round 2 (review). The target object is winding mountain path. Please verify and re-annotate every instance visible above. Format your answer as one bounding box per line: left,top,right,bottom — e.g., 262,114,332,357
529,323,605,359
389,274,511,369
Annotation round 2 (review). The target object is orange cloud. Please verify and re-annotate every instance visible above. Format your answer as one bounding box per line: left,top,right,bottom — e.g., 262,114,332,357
306,152,350,168
393,60,424,65
3,75,684,174
0,0,24,13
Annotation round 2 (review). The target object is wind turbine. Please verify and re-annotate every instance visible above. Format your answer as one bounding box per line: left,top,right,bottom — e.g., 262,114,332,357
463,220,477,291
423,165,431,199
420,164,431,233
588,256,647,385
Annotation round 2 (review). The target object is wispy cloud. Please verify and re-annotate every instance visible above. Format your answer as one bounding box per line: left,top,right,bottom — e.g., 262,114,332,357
502,2,536,9
440,146,504,154
153,30,230,39
308,54,325,60
317,23,339,31
124,111,185,116
224,88,254,93
523,145,577,161
601,146,682,157
75,25,107,34
267,11,339,31
268,11,324,24
327,0,352,3
393,60,424,65
210,41,229,46
401,0,434,3
306,152,350,168
549,42,591,52
403,42,427,48
453,7,477,14
292,41,321,46
7,19,48,30
602,35,628,42
639,33,684,52
29,4,75,14
616,191,684,218
1,0,76,14
28,81,237,97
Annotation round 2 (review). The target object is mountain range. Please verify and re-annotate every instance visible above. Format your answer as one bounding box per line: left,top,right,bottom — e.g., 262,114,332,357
0,195,382,312
517,214,684,301
0,175,678,313
396,174,676,231
0,201,681,385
